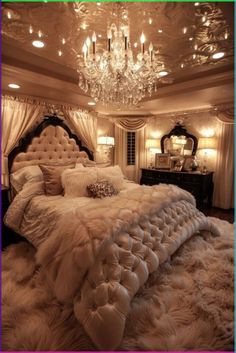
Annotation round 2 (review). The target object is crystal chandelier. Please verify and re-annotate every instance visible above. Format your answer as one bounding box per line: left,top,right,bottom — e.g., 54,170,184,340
77,5,170,106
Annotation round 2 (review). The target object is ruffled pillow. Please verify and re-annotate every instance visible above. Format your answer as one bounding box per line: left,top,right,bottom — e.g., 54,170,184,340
10,165,43,193
87,181,119,199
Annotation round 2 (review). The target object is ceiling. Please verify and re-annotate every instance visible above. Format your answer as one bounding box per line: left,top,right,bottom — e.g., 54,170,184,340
2,1,234,117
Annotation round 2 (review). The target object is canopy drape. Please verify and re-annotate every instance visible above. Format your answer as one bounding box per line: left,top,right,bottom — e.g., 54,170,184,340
63,109,97,153
1,96,45,188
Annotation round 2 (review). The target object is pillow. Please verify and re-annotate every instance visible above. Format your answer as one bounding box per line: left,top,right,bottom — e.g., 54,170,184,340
87,181,119,199
76,157,96,167
62,168,97,197
39,163,75,196
10,165,43,192
96,166,125,191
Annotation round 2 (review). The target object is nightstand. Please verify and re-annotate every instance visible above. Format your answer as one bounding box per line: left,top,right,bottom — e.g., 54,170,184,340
140,168,214,209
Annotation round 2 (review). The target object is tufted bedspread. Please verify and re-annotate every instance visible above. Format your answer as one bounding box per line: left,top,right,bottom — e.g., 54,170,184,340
5,182,221,350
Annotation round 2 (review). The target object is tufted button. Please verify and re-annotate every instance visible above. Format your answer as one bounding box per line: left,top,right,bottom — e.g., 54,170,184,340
92,304,97,311
102,259,106,265
105,279,109,283
108,299,113,305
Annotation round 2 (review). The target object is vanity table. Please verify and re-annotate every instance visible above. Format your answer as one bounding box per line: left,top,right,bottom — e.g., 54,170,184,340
143,123,214,209
140,168,214,209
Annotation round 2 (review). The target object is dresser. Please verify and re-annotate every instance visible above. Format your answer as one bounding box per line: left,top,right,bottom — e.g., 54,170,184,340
140,168,214,209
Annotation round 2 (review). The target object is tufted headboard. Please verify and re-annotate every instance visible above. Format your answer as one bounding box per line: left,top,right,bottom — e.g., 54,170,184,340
8,115,93,174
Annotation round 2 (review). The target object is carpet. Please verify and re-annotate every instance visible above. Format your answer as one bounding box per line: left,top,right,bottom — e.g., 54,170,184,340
2,217,234,351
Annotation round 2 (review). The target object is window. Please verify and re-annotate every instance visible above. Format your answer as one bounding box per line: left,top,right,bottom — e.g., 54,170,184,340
127,132,136,165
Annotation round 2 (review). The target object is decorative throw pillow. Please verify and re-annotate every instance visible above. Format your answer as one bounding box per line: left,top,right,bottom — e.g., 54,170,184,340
10,165,43,192
39,163,75,196
87,180,119,199
62,168,98,197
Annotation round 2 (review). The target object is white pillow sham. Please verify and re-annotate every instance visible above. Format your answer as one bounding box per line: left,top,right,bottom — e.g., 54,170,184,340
61,165,125,197
10,165,43,192
96,165,125,191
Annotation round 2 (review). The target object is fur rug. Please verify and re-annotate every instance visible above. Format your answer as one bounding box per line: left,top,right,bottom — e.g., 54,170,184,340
2,217,234,352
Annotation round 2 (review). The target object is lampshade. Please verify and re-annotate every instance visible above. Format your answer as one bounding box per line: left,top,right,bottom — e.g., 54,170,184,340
198,137,217,149
146,138,160,149
97,136,115,146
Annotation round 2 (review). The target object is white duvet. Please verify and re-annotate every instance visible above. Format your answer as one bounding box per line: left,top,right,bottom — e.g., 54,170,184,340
4,180,221,350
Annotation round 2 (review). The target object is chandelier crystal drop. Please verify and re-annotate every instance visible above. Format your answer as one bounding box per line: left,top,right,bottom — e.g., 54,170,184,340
77,10,171,105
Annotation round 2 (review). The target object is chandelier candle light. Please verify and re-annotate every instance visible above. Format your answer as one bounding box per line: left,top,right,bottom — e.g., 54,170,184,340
78,6,170,105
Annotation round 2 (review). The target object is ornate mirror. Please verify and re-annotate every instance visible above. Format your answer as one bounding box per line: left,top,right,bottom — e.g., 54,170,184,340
161,123,198,156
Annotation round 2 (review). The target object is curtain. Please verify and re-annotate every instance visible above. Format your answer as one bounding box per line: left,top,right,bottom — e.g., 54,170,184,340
63,109,97,153
213,122,234,209
114,125,127,175
112,118,148,131
134,128,147,182
1,96,45,188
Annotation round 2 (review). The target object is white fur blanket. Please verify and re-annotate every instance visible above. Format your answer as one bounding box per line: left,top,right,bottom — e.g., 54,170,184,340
2,218,234,351
5,183,220,350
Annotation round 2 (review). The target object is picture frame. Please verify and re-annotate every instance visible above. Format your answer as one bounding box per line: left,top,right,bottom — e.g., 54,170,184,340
183,156,195,171
155,153,171,169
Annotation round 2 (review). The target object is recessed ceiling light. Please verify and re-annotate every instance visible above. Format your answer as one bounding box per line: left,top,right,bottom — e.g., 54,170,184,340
212,52,225,59
134,42,138,48
7,11,12,19
58,50,63,57
149,18,153,25
38,30,43,38
189,37,193,41
32,40,45,48
88,101,96,106
29,25,33,34
159,71,168,77
97,2,101,5
62,38,66,45
98,34,102,38
158,29,163,33
183,27,187,34
8,83,20,89
194,2,200,6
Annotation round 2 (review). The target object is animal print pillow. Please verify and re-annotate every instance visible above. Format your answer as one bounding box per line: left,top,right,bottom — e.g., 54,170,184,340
87,180,119,199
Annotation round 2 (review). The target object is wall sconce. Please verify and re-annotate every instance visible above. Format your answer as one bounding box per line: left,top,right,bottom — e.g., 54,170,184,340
97,136,115,164
198,137,217,173
146,138,161,168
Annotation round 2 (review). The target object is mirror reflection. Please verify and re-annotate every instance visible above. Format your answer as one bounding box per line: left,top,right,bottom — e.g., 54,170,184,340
164,135,194,156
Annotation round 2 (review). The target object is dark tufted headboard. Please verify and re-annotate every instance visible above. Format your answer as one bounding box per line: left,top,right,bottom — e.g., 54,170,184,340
8,114,93,175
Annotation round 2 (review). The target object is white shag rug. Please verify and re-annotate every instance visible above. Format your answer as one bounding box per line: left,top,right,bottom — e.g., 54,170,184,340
2,217,234,352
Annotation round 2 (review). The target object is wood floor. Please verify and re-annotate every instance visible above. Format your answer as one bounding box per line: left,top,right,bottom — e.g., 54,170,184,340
203,207,234,224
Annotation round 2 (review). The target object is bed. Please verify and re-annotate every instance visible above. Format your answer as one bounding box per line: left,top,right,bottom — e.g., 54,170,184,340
2,115,234,351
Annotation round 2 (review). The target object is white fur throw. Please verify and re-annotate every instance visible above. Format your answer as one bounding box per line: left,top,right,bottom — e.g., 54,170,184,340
62,168,97,197
33,184,221,350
